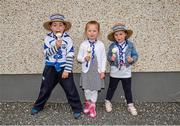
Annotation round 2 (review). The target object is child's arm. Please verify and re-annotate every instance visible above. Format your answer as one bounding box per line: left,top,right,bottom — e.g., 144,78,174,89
107,44,114,63
100,44,106,80
43,37,61,57
64,38,74,73
101,44,106,73
129,43,138,64
77,43,86,63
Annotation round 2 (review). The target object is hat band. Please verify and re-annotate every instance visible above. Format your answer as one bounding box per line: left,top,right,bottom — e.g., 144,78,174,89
112,25,128,31
50,14,65,21
51,18,64,21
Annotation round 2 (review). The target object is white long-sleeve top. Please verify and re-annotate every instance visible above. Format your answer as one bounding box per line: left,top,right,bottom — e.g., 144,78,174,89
77,39,106,73
44,32,74,72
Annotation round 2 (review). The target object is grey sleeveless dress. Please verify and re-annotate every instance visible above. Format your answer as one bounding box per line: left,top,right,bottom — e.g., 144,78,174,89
80,56,104,91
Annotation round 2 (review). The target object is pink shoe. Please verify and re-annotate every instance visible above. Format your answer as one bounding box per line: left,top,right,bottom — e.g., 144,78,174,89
89,103,96,118
83,100,91,114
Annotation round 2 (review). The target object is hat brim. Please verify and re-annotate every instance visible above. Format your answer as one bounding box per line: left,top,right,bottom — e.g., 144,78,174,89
43,20,71,31
107,29,133,41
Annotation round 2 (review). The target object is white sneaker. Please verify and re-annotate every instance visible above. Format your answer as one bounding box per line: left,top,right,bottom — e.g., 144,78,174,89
127,103,138,116
105,100,112,112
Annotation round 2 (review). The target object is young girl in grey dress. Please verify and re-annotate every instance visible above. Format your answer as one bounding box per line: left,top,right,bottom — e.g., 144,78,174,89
77,21,106,118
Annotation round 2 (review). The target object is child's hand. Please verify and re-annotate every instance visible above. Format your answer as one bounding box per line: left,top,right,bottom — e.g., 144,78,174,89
111,56,116,61
99,72,105,80
56,40,62,48
127,56,134,63
84,56,91,61
62,71,69,79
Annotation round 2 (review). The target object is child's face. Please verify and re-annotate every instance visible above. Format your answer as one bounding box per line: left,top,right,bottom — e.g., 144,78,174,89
50,22,65,33
86,24,99,41
114,31,127,43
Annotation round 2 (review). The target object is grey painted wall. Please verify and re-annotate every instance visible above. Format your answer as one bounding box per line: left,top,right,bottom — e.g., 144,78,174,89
0,73,180,103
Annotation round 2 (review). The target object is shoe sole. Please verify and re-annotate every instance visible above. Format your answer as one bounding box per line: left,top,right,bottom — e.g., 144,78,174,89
106,109,112,112
127,109,138,116
31,111,38,115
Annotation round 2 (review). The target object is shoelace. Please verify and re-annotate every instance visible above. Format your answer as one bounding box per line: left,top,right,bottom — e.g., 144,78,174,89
106,101,112,107
128,106,136,111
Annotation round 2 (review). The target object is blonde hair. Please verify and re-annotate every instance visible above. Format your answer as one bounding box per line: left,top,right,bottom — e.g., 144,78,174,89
83,21,101,40
85,20,100,32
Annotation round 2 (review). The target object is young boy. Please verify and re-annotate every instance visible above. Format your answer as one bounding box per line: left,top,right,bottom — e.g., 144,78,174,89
105,23,138,115
31,14,83,119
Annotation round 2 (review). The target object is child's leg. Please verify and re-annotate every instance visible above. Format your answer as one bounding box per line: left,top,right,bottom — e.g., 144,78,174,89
59,72,83,113
89,90,98,103
84,90,98,104
33,66,59,111
106,77,120,101
89,90,98,118
84,89,92,101
84,89,92,114
121,78,133,104
121,78,137,115
105,77,120,112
